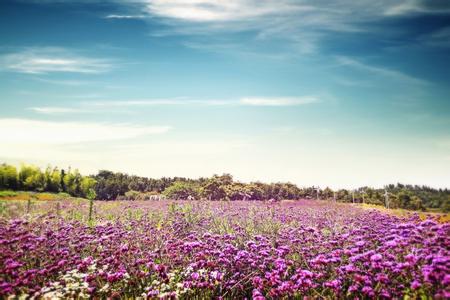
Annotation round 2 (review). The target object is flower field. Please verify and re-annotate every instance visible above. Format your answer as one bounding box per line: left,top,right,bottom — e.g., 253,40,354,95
0,200,449,299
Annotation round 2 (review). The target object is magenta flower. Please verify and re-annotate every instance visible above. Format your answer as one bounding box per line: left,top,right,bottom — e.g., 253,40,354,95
370,253,382,262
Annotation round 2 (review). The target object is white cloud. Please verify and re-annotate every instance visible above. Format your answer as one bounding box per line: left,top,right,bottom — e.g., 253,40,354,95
0,119,170,144
29,107,83,114
0,47,113,74
90,97,319,107
384,2,420,16
145,0,307,22
384,0,450,16
335,56,428,85
105,14,146,19
32,78,94,86
240,97,318,106
137,0,447,35
28,96,319,114
131,0,425,58
88,98,229,107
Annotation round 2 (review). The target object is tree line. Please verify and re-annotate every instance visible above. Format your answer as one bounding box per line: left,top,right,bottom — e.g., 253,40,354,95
0,163,96,198
1,163,448,212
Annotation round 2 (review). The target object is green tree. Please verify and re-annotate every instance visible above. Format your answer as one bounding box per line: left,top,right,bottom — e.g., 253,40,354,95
44,166,62,193
81,177,97,198
322,187,334,200
0,163,18,190
18,164,45,191
163,181,200,200
224,183,251,201
247,182,266,201
201,174,233,200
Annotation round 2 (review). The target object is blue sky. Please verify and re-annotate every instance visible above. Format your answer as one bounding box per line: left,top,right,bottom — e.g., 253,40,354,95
1,0,450,188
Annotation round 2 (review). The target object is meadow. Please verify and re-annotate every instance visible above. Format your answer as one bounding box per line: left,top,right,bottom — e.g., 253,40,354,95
0,199,449,299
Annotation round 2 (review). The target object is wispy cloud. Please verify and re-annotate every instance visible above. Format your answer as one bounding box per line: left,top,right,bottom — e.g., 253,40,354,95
29,96,319,114
105,14,146,19
240,97,319,106
91,97,319,107
335,56,429,85
0,47,113,74
145,0,306,22
0,118,170,144
384,0,450,16
87,98,230,107
28,107,84,114
116,0,437,62
32,77,95,86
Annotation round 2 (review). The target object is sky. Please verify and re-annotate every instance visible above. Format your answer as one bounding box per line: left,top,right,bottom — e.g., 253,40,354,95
1,0,450,189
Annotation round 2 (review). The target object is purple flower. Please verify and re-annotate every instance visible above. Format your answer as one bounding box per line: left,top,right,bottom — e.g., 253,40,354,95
370,254,382,262
411,280,421,290
191,272,200,280
362,286,374,296
57,259,67,267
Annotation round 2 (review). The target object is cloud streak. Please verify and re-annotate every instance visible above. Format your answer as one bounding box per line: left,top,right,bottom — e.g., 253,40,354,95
28,107,84,114
335,56,429,85
0,47,113,74
89,97,320,107
240,97,318,106
105,14,146,19
116,0,450,60
384,0,450,16
29,96,319,114
145,0,306,22
0,119,170,144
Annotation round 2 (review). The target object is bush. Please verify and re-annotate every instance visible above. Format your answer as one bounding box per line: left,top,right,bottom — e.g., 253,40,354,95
124,190,141,200
163,181,200,200
57,192,72,198
0,190,18,197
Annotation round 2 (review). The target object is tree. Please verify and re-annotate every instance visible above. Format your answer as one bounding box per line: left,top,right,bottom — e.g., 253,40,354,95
60,169,66,192
394,190,425,211
94,170,130,200
322,187,334,200
247,182,266,201
18,164,45,191
86,188,97,201
224,183,251,201
201,174,233,201
44,166,62,193
0,163,18,190
80,177,97,198
163,181,200,200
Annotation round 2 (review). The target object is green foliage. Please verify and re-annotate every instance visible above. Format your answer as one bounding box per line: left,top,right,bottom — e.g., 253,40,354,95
44,166,62,193
81,177,97,198
57,192,72,198
0,162,96,199
201,174,233,200
19,164,45,191
1,161,448,212
224,183,251,201
86,188,97,201
94,170,130,200
163,181,200,200
124,190,141,200
0,164,18,190
0,190,18,197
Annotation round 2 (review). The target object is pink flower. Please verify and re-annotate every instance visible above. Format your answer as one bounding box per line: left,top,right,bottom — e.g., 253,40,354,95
370,254,382,262
411,280,421,290
191,272,200,280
